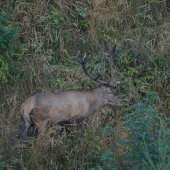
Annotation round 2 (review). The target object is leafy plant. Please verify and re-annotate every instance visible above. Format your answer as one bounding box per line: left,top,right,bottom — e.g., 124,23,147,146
124,92,161,169
149,0,158,3
75,7,90,31
0,13,18,55
0,13,18,84
143,119,170,169
49,12,65,49
50,12,65,31
99,93,170,169
0,161,5,168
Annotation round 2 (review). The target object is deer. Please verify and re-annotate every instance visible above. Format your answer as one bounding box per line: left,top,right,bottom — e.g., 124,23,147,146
18,40,127,140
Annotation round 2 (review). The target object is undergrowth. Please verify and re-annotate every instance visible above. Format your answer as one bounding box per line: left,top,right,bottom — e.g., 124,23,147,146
0,0,170,169
99,93,170,170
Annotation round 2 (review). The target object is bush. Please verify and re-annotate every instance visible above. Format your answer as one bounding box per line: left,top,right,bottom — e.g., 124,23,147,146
99,93,170,170
0,13,18,84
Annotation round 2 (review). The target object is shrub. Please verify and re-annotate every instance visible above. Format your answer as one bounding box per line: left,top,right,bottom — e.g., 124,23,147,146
99,92,170,170
0,13,18,84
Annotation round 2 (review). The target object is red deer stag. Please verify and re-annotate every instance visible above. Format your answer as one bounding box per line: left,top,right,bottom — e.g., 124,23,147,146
18,40,126,140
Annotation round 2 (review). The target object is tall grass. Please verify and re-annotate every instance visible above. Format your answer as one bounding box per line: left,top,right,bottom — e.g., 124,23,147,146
0,0,170,169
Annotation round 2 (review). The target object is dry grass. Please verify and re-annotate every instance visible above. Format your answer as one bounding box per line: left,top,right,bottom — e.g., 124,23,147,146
0,0,170,169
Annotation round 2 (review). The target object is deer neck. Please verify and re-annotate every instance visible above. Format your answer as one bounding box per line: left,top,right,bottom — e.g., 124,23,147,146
86,86,107,116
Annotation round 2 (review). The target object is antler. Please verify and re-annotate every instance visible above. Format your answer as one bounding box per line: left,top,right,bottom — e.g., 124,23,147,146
74,40,127,87
75,51,109,85
104,40,126,85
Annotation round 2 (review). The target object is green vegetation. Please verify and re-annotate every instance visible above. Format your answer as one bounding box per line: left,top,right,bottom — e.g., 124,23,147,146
0,13,18,83
99,93,170,169
0,0,170,169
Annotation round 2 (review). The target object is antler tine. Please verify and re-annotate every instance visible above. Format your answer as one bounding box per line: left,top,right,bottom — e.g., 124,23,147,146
104,40,117,80
75,51,82,64
74,51,108,85
115,75,127,81
117,63,129,80
83,53,86,61
115,61,126,74
113,61,127,82
104,40,127,85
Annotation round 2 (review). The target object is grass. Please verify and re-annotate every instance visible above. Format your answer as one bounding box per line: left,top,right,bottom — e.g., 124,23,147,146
0,0,170,169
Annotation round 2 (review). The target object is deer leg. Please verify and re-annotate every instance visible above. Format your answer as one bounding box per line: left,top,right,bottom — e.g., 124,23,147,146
36,120,48,136
18,115,31,140
36,120,48,147
70,119,81,133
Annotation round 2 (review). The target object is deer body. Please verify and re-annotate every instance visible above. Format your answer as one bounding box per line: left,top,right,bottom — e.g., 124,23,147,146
18,40,127,140
21,87,108,124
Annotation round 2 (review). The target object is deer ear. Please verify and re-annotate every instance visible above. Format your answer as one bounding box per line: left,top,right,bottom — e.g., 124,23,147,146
115,81,124,86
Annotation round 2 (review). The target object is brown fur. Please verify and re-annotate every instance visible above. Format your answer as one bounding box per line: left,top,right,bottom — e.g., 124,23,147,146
18,41,126,140
18,85,124,140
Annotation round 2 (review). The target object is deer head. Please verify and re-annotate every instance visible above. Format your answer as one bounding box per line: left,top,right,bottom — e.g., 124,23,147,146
75,40,127,106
